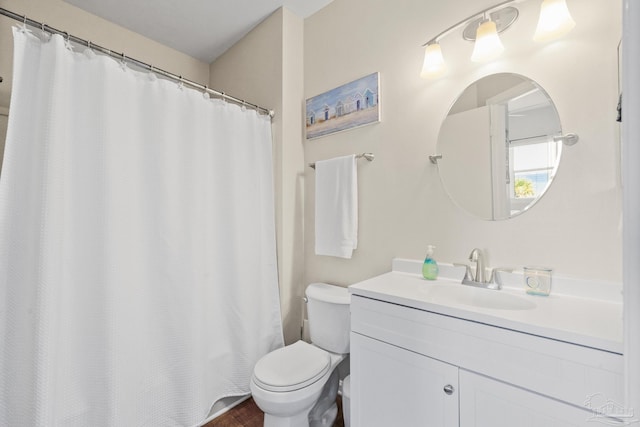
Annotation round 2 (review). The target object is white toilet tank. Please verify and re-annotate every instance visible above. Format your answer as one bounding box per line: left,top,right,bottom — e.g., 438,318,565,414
306,283,351,354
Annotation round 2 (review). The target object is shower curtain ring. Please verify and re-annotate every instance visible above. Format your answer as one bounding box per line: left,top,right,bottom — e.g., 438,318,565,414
18,15,28,33
62,32,72,49
39,22,51,40
118,52,128,71
82,40,96,59
147,65,157,82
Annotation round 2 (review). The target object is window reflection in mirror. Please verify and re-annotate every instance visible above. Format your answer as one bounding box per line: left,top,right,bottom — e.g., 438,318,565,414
437,73,562,220
507,86,561,213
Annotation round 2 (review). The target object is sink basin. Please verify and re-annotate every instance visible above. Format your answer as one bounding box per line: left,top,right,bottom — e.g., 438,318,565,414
421,283,537,311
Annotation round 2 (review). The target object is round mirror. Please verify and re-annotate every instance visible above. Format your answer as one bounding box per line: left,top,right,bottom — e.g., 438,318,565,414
436,73,562,220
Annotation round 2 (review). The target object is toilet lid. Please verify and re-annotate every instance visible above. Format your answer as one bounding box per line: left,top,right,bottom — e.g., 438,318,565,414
253,341,331,392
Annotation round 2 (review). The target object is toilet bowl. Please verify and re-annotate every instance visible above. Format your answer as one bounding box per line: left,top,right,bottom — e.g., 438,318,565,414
250,341,345,427
250,283,350,427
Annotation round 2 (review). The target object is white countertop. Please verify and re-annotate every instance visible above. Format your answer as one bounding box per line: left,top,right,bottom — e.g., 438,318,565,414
349,260,623,354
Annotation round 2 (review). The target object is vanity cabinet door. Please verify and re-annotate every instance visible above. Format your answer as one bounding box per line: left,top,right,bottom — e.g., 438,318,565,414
350,332,459,427
459,370,596,427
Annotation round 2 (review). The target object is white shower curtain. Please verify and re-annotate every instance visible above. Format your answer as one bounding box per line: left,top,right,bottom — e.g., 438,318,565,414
0,28,283,426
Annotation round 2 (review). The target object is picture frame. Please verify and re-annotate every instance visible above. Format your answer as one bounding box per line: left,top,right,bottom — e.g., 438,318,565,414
305,72,380,139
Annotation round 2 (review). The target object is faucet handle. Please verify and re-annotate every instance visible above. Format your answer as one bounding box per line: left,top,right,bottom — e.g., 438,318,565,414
453,262,474,282
488,267,514,289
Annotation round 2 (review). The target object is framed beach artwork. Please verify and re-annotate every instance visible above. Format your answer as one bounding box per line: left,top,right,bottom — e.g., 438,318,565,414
306,72,380,139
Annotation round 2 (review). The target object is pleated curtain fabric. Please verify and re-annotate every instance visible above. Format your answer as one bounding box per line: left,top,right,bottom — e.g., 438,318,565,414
0,28,283,426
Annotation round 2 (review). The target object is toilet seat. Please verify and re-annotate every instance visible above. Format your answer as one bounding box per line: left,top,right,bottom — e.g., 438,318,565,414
253,341,331,392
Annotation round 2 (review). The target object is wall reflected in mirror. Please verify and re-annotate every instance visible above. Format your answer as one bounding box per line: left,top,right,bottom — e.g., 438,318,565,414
436,73,562,220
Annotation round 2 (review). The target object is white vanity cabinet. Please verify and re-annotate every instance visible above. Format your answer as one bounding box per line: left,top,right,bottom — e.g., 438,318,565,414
350,292,624,427
351,332,459,426
458,370,605,426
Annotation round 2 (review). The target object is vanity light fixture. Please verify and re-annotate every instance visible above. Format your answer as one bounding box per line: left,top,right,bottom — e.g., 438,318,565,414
420,41,447,78
470,17,505,62
533,0,576,42
420,0,576,79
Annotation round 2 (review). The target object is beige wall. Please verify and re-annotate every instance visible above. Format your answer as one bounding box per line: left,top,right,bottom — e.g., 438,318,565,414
304,0,622,287
209,8,305,345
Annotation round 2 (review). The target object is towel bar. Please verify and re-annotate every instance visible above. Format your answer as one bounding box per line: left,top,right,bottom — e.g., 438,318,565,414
309,153,374,169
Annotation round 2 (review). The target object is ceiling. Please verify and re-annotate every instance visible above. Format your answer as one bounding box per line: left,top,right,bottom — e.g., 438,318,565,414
63,0,334,63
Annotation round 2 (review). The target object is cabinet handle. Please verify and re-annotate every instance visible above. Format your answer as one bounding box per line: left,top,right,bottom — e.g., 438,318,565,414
443,384,455,395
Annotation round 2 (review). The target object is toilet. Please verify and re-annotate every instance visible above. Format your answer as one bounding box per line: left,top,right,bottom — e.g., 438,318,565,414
250,283,350,427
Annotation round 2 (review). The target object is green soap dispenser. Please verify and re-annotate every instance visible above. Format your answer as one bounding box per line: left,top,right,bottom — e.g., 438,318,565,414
422,245,439,280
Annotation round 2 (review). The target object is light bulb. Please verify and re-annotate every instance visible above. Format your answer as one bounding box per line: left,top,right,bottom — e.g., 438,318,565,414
533,0,576,42
471,19,504,62
420,42,446,79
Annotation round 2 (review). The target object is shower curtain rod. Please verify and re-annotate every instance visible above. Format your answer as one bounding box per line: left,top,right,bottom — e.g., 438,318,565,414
0,7,275,118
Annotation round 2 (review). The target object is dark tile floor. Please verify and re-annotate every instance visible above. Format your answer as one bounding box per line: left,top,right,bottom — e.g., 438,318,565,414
204,397,345,427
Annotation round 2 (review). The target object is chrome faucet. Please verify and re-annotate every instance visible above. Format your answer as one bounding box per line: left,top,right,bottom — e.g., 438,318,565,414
453,248,513,290
468,248,486,284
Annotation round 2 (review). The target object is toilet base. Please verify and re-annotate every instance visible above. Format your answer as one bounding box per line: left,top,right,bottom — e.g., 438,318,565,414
262,401,338,427
309,370,339,427
310,402,337,427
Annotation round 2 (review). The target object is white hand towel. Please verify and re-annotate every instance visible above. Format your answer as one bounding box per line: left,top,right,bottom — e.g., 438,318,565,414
315,155,358,258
